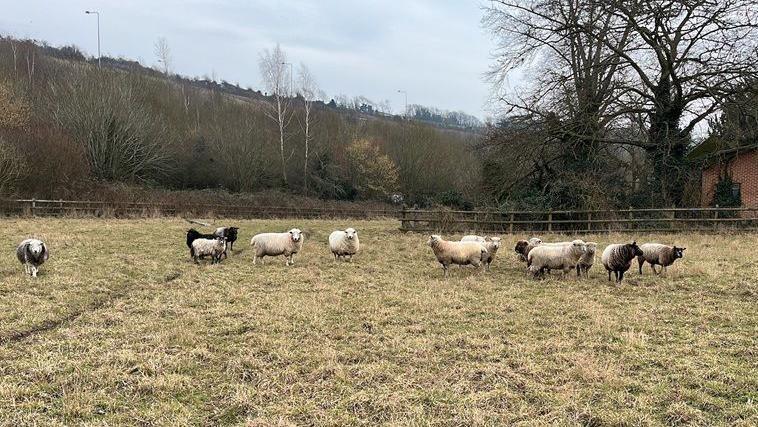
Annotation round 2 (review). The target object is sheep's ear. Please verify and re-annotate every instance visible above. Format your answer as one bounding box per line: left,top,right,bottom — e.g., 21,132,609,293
681,247,686,251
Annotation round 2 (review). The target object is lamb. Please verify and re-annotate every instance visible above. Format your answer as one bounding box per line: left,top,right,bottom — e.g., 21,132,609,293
214,226,239,251
251,228,304,266
526,239,587,278
428,234,488,278
16,238,49,277
601,241,644,284
329,228,360,262
479,237,502,271
637,243,685,275
576,242,597,277
191,237,226,264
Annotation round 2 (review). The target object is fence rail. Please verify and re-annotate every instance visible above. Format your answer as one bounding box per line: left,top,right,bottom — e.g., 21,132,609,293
399,207,758,234
0,199,400,220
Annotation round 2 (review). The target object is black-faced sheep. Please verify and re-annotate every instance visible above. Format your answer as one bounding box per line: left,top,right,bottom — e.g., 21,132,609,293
16,238,49,277
251,228,304,266
191,237,226,264
527,240,587,279
428,234,488,278
329,228,360,262
601,241,643,284
637,243,685,275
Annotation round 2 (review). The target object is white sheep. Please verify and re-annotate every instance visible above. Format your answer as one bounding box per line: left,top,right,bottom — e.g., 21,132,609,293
528,237,542,245
329,228,360,262
428,234,488,278
576,242,597,277
527,239,587,278
191,237,226,264
251,228,304,266
16,238,49,277
460,235,501,271
480,237,502,271
637,243,685,275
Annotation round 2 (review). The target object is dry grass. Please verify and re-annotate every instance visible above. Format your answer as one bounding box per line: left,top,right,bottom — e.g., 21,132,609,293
0,218,756,426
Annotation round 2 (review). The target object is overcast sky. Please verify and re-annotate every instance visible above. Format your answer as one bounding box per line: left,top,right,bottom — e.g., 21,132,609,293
0,0,495,119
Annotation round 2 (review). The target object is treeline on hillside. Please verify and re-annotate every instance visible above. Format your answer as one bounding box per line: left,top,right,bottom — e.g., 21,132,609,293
0,37,481,208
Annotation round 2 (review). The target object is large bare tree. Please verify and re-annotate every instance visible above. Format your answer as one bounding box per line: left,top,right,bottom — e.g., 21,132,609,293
259,44,292,185
590,0,758,205
483,0,635,207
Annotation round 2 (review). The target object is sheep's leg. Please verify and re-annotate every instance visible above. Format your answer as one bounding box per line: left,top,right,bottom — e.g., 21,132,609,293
32,266,38,278
442,263,448,278
651,264,659,275
348,255,353,262
24,263,29,275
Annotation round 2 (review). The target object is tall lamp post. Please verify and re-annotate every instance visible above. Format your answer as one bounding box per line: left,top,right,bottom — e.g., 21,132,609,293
281,62,293,96
397,89,407,118
85,10,100,68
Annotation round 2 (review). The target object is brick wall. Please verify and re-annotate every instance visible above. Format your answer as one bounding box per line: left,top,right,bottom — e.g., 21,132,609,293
701,148,757,207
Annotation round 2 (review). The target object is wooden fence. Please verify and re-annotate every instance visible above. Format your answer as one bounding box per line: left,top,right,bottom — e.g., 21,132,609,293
399,207,758,234
0,199,400,219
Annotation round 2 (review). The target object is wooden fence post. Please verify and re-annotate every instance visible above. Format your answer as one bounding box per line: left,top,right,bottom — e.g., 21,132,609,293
547,211,553,233
587,212,592,232
509,213,514,234
31,198,36,217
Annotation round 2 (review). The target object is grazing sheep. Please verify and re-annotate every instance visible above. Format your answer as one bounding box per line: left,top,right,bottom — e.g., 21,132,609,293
16,238,49,277
251,228,304,266
428,235,488,278
461,235,486,242
329,228,360,262
576,242,597,277
637,243,685,275
527,239,587,279
515,237,545,262
602,241,644,284
191,237,226,264
480,237,502,271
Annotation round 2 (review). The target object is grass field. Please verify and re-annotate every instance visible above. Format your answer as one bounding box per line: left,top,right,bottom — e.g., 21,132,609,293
0,218,756,426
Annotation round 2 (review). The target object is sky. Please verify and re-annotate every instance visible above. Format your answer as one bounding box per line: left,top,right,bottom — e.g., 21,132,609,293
0,0,496,120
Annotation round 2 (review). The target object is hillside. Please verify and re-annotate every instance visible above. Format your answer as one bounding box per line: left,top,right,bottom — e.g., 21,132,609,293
0,37,483,207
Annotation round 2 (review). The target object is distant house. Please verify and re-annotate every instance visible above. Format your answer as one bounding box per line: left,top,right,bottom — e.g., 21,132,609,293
693,142,757,207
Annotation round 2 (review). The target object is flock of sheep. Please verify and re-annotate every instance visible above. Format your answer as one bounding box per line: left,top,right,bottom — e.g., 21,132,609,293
430,234,685,283
14,225,685,285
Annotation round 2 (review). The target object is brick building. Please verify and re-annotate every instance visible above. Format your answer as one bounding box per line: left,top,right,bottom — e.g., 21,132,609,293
699,144,757,207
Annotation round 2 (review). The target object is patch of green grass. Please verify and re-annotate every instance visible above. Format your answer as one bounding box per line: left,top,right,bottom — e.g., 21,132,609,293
0,218,756,425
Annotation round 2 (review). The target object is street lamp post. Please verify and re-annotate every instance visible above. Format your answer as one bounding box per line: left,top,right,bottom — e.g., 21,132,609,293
281,62,293,97
397,89,408,118
85,10,100,68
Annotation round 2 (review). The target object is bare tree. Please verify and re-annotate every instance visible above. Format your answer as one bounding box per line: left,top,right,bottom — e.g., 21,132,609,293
585,0,758,205
483,0,635,207
297,63,322,194
154,37,172,75
259,44,292,185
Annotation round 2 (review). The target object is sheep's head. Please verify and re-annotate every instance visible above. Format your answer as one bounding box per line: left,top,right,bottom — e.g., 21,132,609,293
428,235,442,247
628,241,643,257
490,237,501,249
571,239,587,254
344,228,357,240
289,229,303,242
528,237,542,245
673,246,686,259
28,240,44,257
514,240,528,254
585,242,597,254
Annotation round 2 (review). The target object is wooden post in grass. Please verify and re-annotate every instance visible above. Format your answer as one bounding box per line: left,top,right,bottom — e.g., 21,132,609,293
509,213,514,234
547,211,553,233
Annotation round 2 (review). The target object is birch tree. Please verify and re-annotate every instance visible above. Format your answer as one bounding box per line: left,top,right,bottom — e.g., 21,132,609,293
154,37,172,75
259,44,292,185
297,63,322,194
